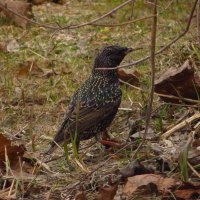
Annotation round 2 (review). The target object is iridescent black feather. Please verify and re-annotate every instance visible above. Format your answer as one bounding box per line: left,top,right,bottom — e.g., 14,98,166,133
46,45,133,153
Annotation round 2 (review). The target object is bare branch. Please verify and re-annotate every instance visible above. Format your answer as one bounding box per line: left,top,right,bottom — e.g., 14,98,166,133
91,15,154,27
132,0,157,159
197,0,200,46
0,0,137,30
58,0,136,30
120,79,200,104
0,2,59,29
98,0,198,70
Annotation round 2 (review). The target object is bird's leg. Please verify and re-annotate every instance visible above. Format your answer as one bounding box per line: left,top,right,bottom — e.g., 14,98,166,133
95,130,112,149
97,130,124,149
95,130,110,141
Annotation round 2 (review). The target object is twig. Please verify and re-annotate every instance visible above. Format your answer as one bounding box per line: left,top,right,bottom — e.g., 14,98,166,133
197,0,200,46
91,15,154,27
0,0,136,30
58,0,136,30
131,0,157,159
0,2,59,29
120,79,200,104
161,112,200,139
187,161,200,178
98,0,198,70
64,141,137,197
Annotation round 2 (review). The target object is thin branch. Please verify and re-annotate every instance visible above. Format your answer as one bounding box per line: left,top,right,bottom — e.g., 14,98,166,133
132,0,157,159
120,79,200,104
0,0,137,30
64,141,137,197
98,0,198,70
90,15,154,27
197,0,200,46
187,161,200,179
0,2,59,29
58,0,136,30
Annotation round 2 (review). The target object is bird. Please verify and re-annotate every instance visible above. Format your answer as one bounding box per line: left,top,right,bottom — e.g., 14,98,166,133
46,45,133,154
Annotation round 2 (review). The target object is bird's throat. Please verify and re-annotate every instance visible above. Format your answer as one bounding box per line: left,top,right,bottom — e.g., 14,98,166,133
92,68,118,79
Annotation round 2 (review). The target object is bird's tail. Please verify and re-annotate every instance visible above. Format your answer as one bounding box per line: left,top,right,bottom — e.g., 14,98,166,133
44,119,68,154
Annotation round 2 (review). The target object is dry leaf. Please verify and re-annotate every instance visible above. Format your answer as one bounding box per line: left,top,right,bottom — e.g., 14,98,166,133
0,39,19,52
28,0,46,5
175,188,200,200
0,187,16,200
96,181,119,200
75,190,87,200
6,39,19,52
123,174,177,197
0,133,25,168
175,182,200,200
155,59,200,103
0,42,6,51
0,134,43,200
0,0,32,28
16,61,44,78
118,69,140,86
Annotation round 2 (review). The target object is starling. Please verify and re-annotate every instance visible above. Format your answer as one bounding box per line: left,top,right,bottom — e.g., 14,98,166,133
46,45,133,154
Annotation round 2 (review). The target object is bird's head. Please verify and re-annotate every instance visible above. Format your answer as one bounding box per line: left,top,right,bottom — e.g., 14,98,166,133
94,45,133,69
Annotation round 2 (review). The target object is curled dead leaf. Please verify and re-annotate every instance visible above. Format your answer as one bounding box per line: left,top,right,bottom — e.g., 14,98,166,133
118,69,140,86
175,182,200,200
0,133,41,182
96,180,119,200
155,60,200,103
0,133,25,169
0,0,33,28
6,39,19,52
75,190,87,200
123,174,177,197
16,61,44,79
0,42,6,51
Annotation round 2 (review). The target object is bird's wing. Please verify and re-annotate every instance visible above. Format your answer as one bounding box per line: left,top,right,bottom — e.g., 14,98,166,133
52,99,120,145
68,100,120,133
46,90,120,154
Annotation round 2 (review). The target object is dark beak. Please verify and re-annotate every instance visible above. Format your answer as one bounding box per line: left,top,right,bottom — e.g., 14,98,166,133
125,48,133,54
126,47,142,55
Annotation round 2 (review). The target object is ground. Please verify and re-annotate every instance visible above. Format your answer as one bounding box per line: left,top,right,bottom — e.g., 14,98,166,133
0,0,199,199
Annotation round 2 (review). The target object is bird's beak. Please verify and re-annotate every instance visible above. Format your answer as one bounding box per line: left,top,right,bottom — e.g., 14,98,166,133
125,48,133,54
125,47,143,55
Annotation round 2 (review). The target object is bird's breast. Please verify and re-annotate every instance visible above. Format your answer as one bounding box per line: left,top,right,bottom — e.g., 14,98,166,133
84,76,121,106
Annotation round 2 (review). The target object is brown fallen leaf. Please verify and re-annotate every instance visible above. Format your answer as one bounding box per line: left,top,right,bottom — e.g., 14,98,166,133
16,61,44,79
123,174,177,197
75,190,87,200
118,69,140,86
154,59,200,103
0,0,32,28
28,0,65,5
0,187,16,200
0,133,25,169
0,39,19,52
96,180,119,200
0,134,44,198
174,182,200,200
0,41,6,51
188,148,200,165
27,0,46,5
6,39,20,52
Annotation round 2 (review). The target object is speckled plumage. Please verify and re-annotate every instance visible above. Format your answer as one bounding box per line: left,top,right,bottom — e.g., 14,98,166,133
46,45,132,153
